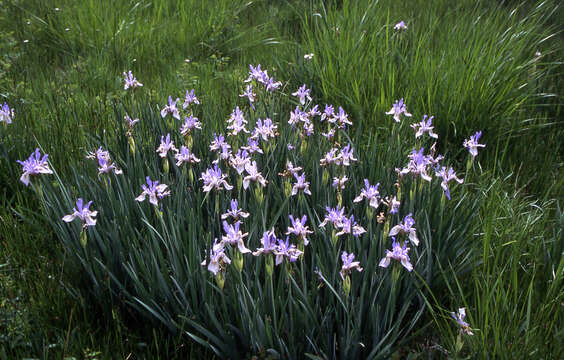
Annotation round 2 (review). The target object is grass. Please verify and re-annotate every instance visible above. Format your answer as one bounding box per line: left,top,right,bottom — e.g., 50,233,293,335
0,0,562,358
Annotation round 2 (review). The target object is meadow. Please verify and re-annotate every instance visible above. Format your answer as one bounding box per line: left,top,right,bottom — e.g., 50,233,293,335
0,0,562,358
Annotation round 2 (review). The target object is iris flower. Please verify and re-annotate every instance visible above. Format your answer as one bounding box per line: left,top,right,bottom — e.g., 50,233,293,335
385,98,412,122
17,148,53,186
353,179,381,208
160,96,180,120
463,131,485,158
340,251,363,279
389,213,419,246
62,198,98,227
0,103,14,124
379,238,413,272
135,177,170,206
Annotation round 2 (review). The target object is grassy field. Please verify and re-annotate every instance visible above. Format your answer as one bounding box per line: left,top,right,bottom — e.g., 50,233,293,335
1,0,562,358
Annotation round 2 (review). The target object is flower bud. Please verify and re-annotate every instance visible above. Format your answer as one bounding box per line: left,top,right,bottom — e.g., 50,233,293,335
80,229,88,248
343,275,351,297
322,169,329,186
284,179,292,197
128,136,136,156
233,250,244,272
215,272,225,290
265,255,274,277
254,185,264,205
162,158,169,174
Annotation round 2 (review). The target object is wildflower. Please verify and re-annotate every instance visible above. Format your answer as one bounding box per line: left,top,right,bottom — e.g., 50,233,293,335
135,176,170,206
240,84,256,108
265,77,282,92
221,221,251,253
245,64,264,83
435,166,463,200
332,175,348,191
394,21,407,30
180,115,202,136
411,115,438,139
304,53,314,60
286,214,314,246
123,71,143,90
241,138,263,154
322,129,336,140
156,133,178,158
274,237,303,265
182,89,200,109
243,161,268,189
209,133,230,152
221,199,250,221
229,149,250,175
396,147,433,182
124,114,139,136
340,251,363,279
354,179,381,208
213,143,232,165
389,213,419,246
340,144,358,166
336,215,366,237
278,161,302,178
98,156,123,175
385,98,412,122
252,118,278,141
319,148,342,167
17,148,53,186
308,105,321,117
201,240,231,275
335,107,352,129
253,229,279,256
226,106,249,136
62,198,98,227
160,96,180,120
379,238,413,271
451,308,474,335
319,205,346,229
291,172,312,196
289,106,307,127
86,147,110,162
463,131,485,158
383,196,400,214
321,104,335,122
0,103,14,124
292,84,312,105
200,165,233,192
174,146,200,166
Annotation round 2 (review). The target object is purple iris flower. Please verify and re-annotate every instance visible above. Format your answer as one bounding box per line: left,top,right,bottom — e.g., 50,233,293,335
123,71,143,90
340,251,363,279
336,215,366,238
332,175,348,191
286,214,314,246
17,148,53,186
200,165,233,192
396,147,433,182
379,237,413,272
253,229,279,256
221,199,250,220
0,103,14,124
239,84,256,109
180,115,202,136
353,179,381,208
319,148,342,167
229,149,250,175
463,131,485,158
340,144,358,166
227,106,249,136
383,196,400,214
135,176,170,206
252,118,278,141
394,21,407,30
321,104,335,122
156,133,178,158
174,146,200,166
411,115,438,139
451,308,474,335
274,237,303,265
221,221,251,253
183,89,200,109
292,84,312,105
241,138,263,154
385,98,412,122
98,156,123,175
335,107,352,129
389,213,419,246
243,161,267,189
435,166,464,200
201,239,231,275
209,133,230,152
319,205,346,229
160,96,180,120
265,76,282,92
291,172,312,196
62,198,98,227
